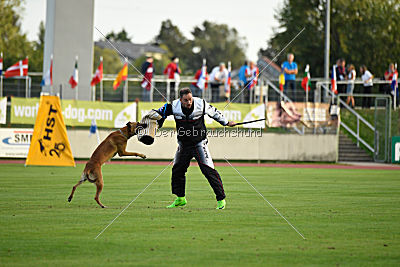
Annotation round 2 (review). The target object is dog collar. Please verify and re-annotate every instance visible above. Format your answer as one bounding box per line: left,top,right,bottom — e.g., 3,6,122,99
118,129,130,139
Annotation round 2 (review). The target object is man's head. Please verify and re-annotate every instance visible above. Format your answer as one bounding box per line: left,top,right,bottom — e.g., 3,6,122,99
146,56,153,63
389,63,395,72
249,61,255,68
219,62,226,71
341,58,346,67
287,53,294,63
172,56,179,63
179,88,193,109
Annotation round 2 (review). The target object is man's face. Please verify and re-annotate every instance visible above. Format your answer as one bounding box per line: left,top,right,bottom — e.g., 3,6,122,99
288,54,294,62
180,93,193,109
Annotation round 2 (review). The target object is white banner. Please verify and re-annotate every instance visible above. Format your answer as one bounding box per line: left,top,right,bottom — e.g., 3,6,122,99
0,128,33,158
0,97,7,124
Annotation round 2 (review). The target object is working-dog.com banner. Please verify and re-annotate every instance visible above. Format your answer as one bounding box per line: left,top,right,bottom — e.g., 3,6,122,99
10,97,136,128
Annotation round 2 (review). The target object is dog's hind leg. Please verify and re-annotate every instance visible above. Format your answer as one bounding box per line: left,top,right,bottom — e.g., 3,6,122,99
94,170,106,208
68,173,87,202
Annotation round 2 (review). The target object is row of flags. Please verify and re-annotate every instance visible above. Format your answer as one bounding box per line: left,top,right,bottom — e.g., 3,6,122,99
0,53,126,91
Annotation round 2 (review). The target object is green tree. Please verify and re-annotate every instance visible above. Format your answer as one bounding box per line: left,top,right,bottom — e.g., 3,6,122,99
261,0,400,77
28,21,45,72
155,20,247,73
154,19,189,60
0,0,32,68
93,46,123,74
189,21,247,72
105,28,132,42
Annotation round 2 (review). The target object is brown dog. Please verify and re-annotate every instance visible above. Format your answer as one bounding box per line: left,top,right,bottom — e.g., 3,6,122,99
68,122,147,208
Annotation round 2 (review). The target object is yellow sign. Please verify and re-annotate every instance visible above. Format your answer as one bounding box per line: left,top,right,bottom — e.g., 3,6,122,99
25,95,75,166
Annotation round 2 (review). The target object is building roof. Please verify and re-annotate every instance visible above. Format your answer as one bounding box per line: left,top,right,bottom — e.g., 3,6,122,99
257,56,282,79
95,41,166,60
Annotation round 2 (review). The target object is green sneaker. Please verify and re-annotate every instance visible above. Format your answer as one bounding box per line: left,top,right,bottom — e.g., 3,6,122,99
216,199,226,210
166,197,187,208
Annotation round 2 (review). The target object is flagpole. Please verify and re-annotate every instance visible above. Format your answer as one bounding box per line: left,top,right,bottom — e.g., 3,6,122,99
202,58,206,99
227,61,231,102
395,63,397,110
50,54,53,96
75,55,79,101
123,58,128,103
0,52,3,98
100,76,103,102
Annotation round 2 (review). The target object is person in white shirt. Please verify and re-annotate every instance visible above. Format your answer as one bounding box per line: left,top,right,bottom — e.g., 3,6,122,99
360,65,374,108
346,64,356,108
209,63,228,103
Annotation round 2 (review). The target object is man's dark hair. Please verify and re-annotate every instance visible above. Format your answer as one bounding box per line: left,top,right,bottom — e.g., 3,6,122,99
179,87,192,98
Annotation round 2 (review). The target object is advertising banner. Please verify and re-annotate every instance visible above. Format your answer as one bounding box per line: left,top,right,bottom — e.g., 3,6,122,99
392,136,400,163
266,101,331,128
0,128,33,158
26,95,75,166
0,97,7,124
10,97,136,128
138,102,265,128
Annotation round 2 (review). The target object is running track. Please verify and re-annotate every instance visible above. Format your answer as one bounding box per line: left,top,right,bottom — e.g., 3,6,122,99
1,160,399,171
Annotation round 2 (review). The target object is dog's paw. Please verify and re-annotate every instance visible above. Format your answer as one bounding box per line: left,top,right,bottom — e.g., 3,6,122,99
68,196,72,202
101,205,107,209
139,154,146,159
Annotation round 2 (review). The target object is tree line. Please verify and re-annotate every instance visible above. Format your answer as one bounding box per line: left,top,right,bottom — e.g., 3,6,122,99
260,0,400,78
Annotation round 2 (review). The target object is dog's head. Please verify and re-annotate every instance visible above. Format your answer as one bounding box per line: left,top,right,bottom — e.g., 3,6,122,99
125,121,148,137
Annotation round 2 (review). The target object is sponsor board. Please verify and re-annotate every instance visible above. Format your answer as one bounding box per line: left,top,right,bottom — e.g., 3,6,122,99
266,101,330,128
138,102,265,128
10,97,136,128
0,97,7,124
392,136,400,163
0,128,33,158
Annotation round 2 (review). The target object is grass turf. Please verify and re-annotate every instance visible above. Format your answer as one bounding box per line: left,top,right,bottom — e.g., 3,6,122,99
0,163,399,266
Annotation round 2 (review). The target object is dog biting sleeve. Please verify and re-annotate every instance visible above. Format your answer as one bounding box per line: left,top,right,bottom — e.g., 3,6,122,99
137,110,162,145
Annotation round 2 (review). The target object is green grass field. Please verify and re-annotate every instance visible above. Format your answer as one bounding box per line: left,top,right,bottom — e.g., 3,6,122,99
1,163,400,266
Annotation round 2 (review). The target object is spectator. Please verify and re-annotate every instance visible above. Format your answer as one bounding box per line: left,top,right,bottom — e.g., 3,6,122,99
346,64,356,108
282,53,298,101
238,61,249,87
209,63,228,103
164,56,181,100
247,61,259,103
384,63,396,94
336,58,347,94
140,56,154,102
360,65,374,108
190,65,208,98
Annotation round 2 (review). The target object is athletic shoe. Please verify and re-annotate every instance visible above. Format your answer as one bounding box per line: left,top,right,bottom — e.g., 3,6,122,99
216,199,226,210
166,197,187,208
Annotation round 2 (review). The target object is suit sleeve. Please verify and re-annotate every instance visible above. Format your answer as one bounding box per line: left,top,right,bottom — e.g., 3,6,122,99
204,100,228,126
153,103,173,128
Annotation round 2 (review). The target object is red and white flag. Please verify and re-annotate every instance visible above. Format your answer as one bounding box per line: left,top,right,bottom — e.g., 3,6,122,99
0,52,3,75
331,64,337,94
69,57,78,89
4,58,28,78
91,59,103,86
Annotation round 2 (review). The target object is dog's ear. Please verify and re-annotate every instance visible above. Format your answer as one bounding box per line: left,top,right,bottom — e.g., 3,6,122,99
126,122,132,133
